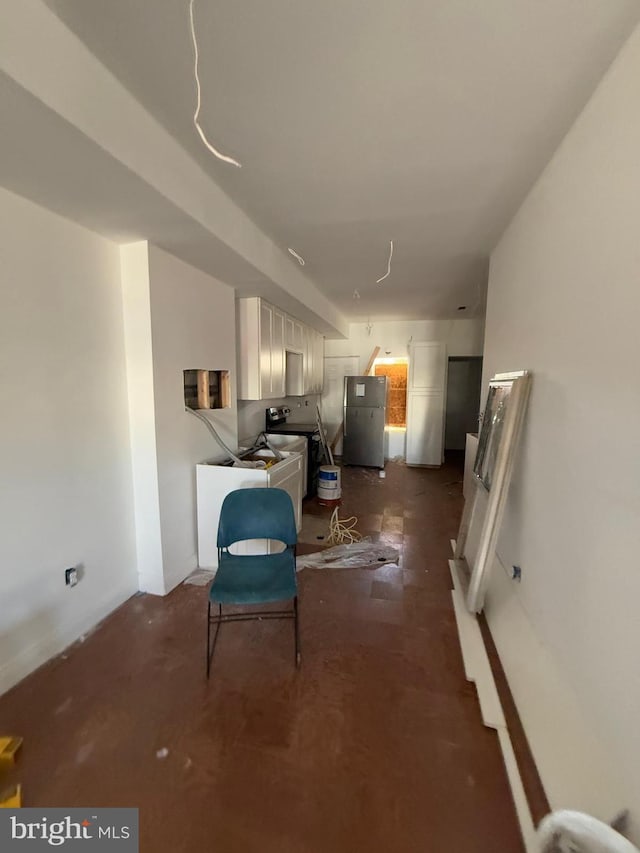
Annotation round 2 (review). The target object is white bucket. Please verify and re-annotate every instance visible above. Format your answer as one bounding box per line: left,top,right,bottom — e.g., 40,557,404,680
317,465,341,505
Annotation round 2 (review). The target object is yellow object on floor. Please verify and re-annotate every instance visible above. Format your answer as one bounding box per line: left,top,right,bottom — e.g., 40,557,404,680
0,783,22,808
0,737,23,765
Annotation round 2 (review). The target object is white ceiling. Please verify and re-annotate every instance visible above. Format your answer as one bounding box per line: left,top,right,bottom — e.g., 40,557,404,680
42,0,640,320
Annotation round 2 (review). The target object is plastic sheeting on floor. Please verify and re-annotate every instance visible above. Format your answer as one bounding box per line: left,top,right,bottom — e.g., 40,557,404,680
296,539,399,571
183,569,216,586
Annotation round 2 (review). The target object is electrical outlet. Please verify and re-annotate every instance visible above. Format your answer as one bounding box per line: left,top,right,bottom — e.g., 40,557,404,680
65,567,78,587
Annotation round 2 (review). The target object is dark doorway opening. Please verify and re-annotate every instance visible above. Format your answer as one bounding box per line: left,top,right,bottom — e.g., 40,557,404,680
445,357,483,452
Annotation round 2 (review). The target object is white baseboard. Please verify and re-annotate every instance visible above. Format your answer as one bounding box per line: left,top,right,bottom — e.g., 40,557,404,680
483,552,628,827
0,582,137,696
449,558,537,853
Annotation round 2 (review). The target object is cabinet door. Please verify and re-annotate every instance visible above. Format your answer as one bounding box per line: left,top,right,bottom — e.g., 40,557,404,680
293,321,304,352
259,301,272,398
271,308,285,398
303,326,312,394
268,455,303,532
285,316,295,350
406,391,445,466
315,333,324,392
237,297,262,400
409,342,446,392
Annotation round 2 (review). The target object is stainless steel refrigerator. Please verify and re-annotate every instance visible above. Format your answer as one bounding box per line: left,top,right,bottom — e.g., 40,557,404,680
343,375,387,468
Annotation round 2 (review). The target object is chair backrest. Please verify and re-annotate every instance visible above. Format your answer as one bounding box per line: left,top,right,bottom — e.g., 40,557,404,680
217,488,297,549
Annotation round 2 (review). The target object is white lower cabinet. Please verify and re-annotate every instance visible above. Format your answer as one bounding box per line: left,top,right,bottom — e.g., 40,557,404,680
196,451,303,568
264,434,308,497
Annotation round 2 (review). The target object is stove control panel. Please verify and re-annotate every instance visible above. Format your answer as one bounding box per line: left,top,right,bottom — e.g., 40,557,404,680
266,406,291,426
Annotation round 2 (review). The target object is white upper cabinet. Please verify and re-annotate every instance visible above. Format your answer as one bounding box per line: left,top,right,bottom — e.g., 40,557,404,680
238,297,286,400
271,307,285,397
237,297,323,400
409,342,447,392
285,316,304,353
302,325,312,394
301,327,324,395
258,300,272,399
285,315,295,350
313,331,324,393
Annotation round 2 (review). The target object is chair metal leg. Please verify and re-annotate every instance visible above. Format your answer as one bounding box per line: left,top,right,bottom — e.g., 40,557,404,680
294,596,301,668
208,597,299,676
206,602,222,679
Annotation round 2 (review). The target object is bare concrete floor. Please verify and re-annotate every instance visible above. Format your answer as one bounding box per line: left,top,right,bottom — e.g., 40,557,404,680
0,460,524,852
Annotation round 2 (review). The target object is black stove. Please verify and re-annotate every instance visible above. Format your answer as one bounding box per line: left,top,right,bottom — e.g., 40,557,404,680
265,407,322,496
265,406,317,435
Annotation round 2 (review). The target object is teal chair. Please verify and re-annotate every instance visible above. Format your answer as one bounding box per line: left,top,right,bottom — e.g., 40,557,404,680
206,487,300,677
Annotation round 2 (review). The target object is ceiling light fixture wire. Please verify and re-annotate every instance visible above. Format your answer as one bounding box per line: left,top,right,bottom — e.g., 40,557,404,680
376,240,394,283
288,248,306,266
188,0,241,168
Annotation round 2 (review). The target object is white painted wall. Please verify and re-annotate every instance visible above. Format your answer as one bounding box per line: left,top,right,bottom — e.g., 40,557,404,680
325,318,485,368
237,395,321,446
120,243,164,595
482,23,640,840
121,242,239,595
0,188,137,693
147,245,238,593
325,319,485,458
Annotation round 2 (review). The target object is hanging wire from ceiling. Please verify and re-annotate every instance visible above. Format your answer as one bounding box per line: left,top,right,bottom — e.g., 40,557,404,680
287,248,306,266
376,240,394,283
188,0,242,168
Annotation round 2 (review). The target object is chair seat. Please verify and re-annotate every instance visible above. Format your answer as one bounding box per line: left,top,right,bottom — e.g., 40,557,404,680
210,551,297,605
